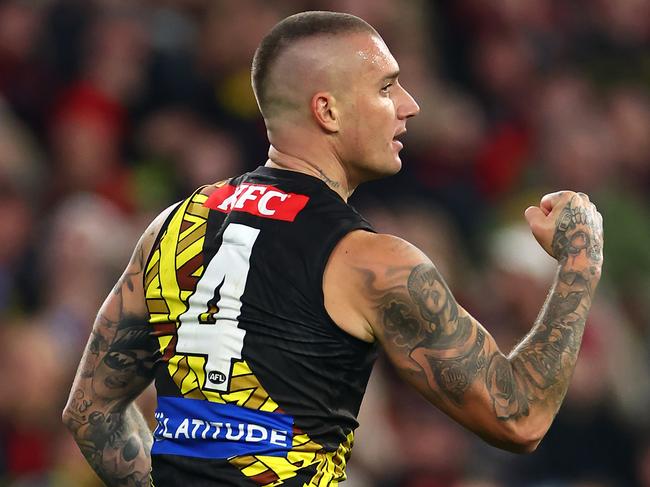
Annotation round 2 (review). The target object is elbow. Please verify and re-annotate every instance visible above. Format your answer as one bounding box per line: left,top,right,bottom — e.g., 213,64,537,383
491,422,547,454
504,435,542,454
62,392,84,431
62,383,92,430
61,406,74,430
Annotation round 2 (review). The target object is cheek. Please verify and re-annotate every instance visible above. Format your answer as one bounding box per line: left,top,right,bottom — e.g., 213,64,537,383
363,105,393,145
344,97,394,161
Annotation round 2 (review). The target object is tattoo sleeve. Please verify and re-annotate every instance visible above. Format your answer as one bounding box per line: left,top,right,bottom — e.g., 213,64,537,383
64,233,161,486
367,194,602,440
506,195,603,416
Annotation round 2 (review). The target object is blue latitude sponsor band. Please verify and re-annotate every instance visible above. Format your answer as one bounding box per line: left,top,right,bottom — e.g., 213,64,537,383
152,396,294,459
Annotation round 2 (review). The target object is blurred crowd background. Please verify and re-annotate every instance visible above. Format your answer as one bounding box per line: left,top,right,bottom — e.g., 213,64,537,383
1,0,649,486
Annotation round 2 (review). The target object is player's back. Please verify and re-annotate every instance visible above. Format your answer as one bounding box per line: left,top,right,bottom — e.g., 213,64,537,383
144,166,377,486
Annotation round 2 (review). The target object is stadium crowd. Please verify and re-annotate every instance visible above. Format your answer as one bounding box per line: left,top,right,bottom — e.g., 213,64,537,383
0,0,649,486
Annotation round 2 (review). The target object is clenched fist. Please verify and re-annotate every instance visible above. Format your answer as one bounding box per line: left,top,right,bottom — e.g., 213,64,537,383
524,191,603,282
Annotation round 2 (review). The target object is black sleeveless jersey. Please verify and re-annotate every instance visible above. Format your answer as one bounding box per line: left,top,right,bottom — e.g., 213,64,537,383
144,166,378,486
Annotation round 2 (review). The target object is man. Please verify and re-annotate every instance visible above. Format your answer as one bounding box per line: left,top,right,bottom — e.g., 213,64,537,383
63,11,604,487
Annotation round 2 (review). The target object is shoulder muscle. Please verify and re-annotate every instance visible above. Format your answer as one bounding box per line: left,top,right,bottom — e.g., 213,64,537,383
324,231,432,342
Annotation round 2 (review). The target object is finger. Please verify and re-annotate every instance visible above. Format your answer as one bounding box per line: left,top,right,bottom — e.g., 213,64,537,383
540,191,569,214
524,206,546,229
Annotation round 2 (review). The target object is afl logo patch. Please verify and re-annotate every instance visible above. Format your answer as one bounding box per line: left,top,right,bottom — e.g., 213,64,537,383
208,370,226,384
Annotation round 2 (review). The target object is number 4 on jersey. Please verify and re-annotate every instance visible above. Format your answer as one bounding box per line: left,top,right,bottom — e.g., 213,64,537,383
176,223,260,393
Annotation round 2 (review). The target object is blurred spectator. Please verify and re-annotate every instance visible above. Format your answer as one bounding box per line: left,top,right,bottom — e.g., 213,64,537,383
37,193,135,355
0,183,33,316
48,6,151,212
0,1,649,485
0,101,44,317
607,86,650,197
0,323,68,484
0,1,57,135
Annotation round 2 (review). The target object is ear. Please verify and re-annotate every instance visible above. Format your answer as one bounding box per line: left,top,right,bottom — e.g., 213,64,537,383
311,92,340,133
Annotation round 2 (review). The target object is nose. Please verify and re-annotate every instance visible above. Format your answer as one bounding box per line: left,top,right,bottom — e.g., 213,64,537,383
397,86,420,120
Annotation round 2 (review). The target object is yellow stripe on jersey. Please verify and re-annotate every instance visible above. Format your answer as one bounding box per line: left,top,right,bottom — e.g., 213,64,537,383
227,431,353,486
144,185,354,485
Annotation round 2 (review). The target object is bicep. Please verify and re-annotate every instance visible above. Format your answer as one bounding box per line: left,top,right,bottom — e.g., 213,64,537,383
366,260,495,399
357,238,529,445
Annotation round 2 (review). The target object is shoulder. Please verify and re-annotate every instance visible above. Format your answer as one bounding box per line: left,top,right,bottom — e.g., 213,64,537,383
324,230,432,342
139,202,181,262
332,230,428,269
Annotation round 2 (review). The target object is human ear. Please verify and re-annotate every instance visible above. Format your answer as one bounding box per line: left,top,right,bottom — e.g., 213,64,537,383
311,92,340,133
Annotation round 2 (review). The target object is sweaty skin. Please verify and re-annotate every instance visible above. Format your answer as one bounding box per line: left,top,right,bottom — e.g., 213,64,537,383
265,32,420,196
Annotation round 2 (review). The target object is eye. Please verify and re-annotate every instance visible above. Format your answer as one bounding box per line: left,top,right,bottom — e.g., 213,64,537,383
381,82,393,93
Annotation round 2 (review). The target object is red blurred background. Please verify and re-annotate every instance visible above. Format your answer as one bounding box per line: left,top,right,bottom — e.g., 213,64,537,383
1,1,649,486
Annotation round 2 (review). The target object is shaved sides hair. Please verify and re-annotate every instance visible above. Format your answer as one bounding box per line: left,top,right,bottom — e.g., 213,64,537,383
251,11,377,118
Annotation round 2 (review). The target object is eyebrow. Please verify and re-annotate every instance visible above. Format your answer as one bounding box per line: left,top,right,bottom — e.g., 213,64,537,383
383,71,400,82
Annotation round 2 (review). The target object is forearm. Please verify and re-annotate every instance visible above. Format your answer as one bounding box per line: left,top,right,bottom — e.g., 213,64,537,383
64,396,152,487
492,196,602,433
503,267,596,421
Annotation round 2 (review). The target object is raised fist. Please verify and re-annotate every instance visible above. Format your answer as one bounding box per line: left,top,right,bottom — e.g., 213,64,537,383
524,191,603,280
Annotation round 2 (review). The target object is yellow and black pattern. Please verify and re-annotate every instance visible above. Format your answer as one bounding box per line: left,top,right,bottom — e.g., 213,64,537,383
229,431,353,486
144,183,354,485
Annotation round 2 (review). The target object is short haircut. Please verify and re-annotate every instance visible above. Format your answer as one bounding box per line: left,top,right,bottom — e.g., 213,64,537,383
251,11,377,118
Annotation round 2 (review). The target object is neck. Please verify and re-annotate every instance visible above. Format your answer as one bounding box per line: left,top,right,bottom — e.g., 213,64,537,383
265,145,355,201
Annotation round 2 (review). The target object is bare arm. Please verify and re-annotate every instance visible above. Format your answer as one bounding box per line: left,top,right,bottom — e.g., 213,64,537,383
62,207,175,486
327,191,603,452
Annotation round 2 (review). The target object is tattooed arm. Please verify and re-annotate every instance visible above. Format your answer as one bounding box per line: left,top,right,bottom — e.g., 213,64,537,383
324,191,603,453
63,206,176,486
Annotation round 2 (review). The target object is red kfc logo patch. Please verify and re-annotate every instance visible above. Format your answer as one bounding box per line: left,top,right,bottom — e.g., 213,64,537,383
204,184,309,222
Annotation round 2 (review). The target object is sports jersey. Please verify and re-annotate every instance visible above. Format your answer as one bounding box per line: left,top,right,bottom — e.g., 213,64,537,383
144,166,377,486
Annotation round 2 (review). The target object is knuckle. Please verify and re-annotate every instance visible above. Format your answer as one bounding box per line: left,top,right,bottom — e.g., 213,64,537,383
563,190,577,201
